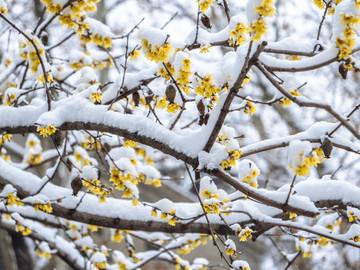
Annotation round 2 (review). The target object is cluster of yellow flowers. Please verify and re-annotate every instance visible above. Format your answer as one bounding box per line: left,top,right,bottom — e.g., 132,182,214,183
0,133,11,145
241,169,260,188
90,91,102,103
19,37,53,84
0,148,10,161
37,124,57,137
2,90,17,106
197,0,215,13
82,135,101,150
70,55,113,71
218,130,243,170
177,236,206,256
336,12,360,61
33,201,53,213
89,33,112,49
200,45,211,53
159,208,179,226
225,240,237,258
111,229,124,243
279,89,301,108
94,261,107,269
129,49,141,61
251,0,276,42
176,58,192,92
110,167,135,192
296,235,335,258
325,218,342,231
35,247,51,259
348,210,359,222
24,135,43,165
141,39,174,63
221,150,242,170
195,74,221,98
295,238,312,258
312,0,325,9
244,101,256,115
229,23,250,46
226,246,237,257
74,149,92,168
15,221,32,236
156,97,181,113
124,139,137,148
0,2,7,14
83,176,110,203
289,147,325,176
4,192,23,207
235,226,253,242
157,61,175,81
140,173,162,187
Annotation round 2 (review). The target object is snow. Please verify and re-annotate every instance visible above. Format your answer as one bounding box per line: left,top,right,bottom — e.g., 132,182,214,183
295,176,360,207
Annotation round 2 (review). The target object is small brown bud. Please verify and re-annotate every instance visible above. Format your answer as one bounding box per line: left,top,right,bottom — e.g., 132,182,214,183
201,14,212,29
321,138,333,158
120,86,128,94
145,95,153,104
103,143,111,153
165,84,176,104
71,177,83,196
132,91,140,106
339,63,348,79
197,99,205,116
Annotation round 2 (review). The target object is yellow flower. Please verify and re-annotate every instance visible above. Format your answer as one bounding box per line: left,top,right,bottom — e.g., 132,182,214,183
1,6,8,14
197,0,215,13
313,0,325,9
200,45,210,53
129,50,141,61
141,39,173,63
37,124,57,137
151,209,158,217
250,18,267,42
254,0,276,17
90,91,102,103
112,230,124,243
22,227,32,236
229,23,250,46
123,139,137,148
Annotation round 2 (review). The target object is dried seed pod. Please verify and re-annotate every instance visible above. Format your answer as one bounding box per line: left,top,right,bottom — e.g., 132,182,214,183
197,99,205,116
321,138,333,158
41,32,49,46
132,91,140,106
71,177,83,196
199,113,210,126
201,14,212,29
338,63,348,80
165,84,176,104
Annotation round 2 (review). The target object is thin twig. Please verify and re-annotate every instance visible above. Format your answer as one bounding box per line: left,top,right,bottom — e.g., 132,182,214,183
255,61,360,140
284,175,297,206
185,164,232,268
161,12,178,30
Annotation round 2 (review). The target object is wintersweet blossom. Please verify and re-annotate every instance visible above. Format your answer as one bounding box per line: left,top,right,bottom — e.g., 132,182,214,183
37,124,57,137
229,23,250,46
197,0,215,13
